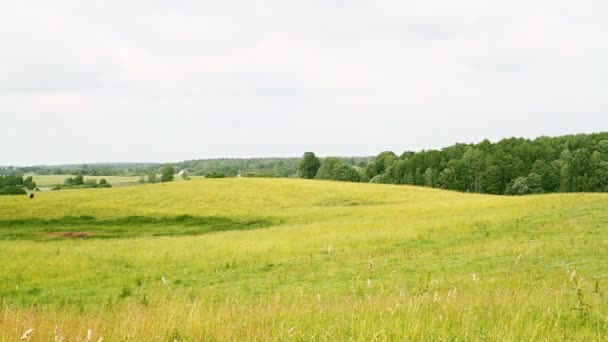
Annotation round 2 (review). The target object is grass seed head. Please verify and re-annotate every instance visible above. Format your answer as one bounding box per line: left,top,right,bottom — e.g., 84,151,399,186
21,328,34,340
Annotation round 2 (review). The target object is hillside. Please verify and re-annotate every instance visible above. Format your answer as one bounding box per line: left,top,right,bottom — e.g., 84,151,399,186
1,179,607,340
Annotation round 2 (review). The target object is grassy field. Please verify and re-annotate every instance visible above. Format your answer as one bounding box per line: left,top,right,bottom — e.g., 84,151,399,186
32,175,143,188
1,178,607,340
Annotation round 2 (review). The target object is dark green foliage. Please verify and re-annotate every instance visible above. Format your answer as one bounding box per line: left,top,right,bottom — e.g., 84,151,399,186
98,179,112,188
58,176,112,190
315,157,343,180
365,151,398,180
0,186,27,195
64,174,84,186
316,157,360,182
243,171,278,178
205,172,225,178
160,165,175,182
22,176,36,190
297,152,321,179
178,157,372,178
0,175,23,188
363,132,608,195
0,175,32,195
0,215,277,240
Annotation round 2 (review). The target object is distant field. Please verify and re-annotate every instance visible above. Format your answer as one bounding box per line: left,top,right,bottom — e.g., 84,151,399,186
33,175,142,188
0,179,607,340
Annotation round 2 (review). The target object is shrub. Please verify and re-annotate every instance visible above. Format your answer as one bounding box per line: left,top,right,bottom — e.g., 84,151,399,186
0,185,27,195
206,172,225,178
98,179,112,188
84,179,99,188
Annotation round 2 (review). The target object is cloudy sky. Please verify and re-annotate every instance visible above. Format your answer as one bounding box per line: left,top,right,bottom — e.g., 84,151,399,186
1,1,607,166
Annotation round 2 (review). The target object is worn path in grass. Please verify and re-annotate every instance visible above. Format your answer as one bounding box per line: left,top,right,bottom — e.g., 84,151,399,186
1,178,607,340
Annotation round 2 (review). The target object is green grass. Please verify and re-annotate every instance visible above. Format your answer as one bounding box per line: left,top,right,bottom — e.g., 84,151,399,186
0,215,275,240
0,178,607,340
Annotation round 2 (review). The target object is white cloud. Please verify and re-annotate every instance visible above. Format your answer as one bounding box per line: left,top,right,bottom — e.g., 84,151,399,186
0,0,607,165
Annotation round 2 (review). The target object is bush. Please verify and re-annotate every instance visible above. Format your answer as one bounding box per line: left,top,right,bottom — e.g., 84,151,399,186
98,179,112,188
206,172,225,178
0,186,27,195
84,179,99,188
244,172,278,178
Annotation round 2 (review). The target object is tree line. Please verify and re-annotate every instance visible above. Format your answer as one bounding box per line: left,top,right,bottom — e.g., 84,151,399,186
298,132,608,195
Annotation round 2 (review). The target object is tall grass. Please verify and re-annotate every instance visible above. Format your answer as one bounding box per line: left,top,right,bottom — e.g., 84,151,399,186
0,178,607,340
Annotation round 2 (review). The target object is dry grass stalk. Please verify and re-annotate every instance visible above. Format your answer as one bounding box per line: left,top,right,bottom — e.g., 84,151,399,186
20,328,34,340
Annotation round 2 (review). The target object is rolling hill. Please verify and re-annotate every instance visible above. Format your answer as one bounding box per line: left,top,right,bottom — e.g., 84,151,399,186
1,178,607,340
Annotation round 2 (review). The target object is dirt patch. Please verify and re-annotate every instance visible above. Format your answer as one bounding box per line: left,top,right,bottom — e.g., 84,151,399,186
42,232,96,239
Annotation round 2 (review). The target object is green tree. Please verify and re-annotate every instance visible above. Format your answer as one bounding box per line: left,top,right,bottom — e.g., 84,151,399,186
160,165,175,182
297,152,321,179
315,157,343,180
365,151,398,180
23,176,36,190
74,174,84,186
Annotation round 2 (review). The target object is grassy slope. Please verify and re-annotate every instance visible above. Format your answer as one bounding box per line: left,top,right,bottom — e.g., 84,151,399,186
0,178,607,340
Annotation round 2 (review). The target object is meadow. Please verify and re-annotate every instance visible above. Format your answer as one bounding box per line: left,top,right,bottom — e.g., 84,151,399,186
0,178,607,340
32,175,143,189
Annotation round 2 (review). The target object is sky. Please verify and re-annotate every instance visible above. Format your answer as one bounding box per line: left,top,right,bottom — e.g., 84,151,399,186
1,1,607,166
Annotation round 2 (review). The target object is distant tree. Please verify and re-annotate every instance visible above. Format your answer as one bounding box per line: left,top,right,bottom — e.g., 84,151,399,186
160,165,175,182
365,151,398,180
423,168,438,188
181,170,191,180
315,157,343,180
297,152,321,179
332,164,360,182
74,174,84,186
315,157,360,182
23,176,36,190
98,178,112,188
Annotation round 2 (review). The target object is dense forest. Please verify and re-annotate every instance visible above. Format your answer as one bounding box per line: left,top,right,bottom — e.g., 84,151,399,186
299,132,608,195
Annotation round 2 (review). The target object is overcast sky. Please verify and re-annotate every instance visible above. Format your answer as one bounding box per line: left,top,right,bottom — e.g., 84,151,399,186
1,1,607,166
